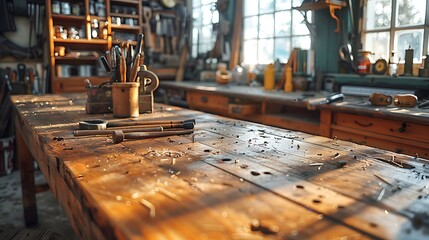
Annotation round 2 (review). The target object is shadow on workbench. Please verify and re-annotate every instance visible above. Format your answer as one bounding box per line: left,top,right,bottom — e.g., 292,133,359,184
0,170,76,240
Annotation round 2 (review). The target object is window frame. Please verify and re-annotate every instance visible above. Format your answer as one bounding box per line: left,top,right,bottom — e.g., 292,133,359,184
191,0,219,59
241,0,312,65
362,0,429,63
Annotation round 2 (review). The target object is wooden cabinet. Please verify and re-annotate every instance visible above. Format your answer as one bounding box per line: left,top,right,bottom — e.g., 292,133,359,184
46,0,142,93
329,112,429,159
185,90,319,135
187,92,230,114
109,0,142,45
259,102,320,135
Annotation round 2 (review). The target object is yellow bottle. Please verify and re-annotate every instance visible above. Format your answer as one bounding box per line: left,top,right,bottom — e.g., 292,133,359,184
264,63,275,90
284,66,293,92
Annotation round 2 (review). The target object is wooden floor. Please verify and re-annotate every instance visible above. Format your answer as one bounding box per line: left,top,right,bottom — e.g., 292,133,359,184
11,94,429,239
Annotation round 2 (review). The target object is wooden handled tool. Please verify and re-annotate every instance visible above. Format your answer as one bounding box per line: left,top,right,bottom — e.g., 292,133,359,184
107,119,195,128
120,53,127,82
393,94,418,107
306,93,345,110
108,121,195,131
112,129,194,143
100,56,111,72
369,92,392,106
73,126,163,137
142,9,153,49
129,53,141,82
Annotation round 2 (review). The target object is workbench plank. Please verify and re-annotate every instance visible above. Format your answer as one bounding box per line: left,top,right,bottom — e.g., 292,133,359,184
61,135,373,239
11,94,429,239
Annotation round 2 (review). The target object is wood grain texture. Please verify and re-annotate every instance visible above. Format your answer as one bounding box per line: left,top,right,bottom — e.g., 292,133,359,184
11,94,429,239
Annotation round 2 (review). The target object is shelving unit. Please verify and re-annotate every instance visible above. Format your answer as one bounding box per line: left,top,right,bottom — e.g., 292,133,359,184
109,0,142,44
294,0,347,32
46,0,142,93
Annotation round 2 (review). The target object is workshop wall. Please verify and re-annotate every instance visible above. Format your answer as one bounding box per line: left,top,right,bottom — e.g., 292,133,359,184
0,17,42,70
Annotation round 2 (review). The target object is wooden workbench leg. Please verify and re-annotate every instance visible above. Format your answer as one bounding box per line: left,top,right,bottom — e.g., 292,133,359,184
320,110,333,138
16,129,38,226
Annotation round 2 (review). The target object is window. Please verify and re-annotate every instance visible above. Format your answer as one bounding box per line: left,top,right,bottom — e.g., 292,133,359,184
362,0,428,62
192,0,219,58
242,0,312,64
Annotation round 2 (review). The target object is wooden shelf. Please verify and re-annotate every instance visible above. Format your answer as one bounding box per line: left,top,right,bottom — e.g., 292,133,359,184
89,15,108,21
111,25,141,30
110,13,139,19
51,14,86,20
294,0,346,11
55,56,99,61
112,40,137,45
111,0,139,4
55,76,109,81
294,0,346,32
53,38,108,44
47,0,142,93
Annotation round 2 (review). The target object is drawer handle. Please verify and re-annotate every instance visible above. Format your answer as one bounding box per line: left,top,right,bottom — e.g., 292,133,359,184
398,122,407,133
200,96,208,103
354,120,373,127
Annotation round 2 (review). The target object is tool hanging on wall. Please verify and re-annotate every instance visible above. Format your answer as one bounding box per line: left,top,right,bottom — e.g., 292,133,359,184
142,7,154,49
0,0,45,59
0,0,16,32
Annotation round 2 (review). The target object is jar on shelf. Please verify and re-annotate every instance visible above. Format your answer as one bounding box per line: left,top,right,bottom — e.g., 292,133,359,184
52,1,60,14
355,50,373,74
60,1,71,15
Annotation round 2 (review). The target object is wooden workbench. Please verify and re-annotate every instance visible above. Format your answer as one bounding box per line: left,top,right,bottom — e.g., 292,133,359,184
11,94,429,239
159,81,429,159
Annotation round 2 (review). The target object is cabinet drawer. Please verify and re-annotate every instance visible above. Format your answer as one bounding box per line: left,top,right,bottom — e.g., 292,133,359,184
334,113,429,143
332,129,429,159
187,92,229,113
228,103,260,115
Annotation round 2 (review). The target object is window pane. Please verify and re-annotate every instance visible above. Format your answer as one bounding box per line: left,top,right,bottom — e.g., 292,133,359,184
364,32,390,60
192,44,198,58
275,38,291,62
259,14,274,38
259,0,274,14
201,4,212,25
200,43,211,54
192,28,199,44
276,0,291,10
244,16,258,40
292,11,309,35
193,8,202,26
292,0,302,7
243,40,258,64
292,36,311,49
396,0,426,27
201,26,213,43
201,0,214,5
258,39,274,63
244,0,259,16
193,0,201,8
212,10,219,24
275,11,291,37
365,0,391,30
394,29,423,62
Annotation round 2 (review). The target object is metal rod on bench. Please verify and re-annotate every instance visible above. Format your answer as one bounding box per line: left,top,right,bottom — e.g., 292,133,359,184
112,129,194,143
106,118,195,128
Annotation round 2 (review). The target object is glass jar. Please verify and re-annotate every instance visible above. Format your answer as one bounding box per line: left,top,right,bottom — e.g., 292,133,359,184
356,50,372,74
52,1,60,14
